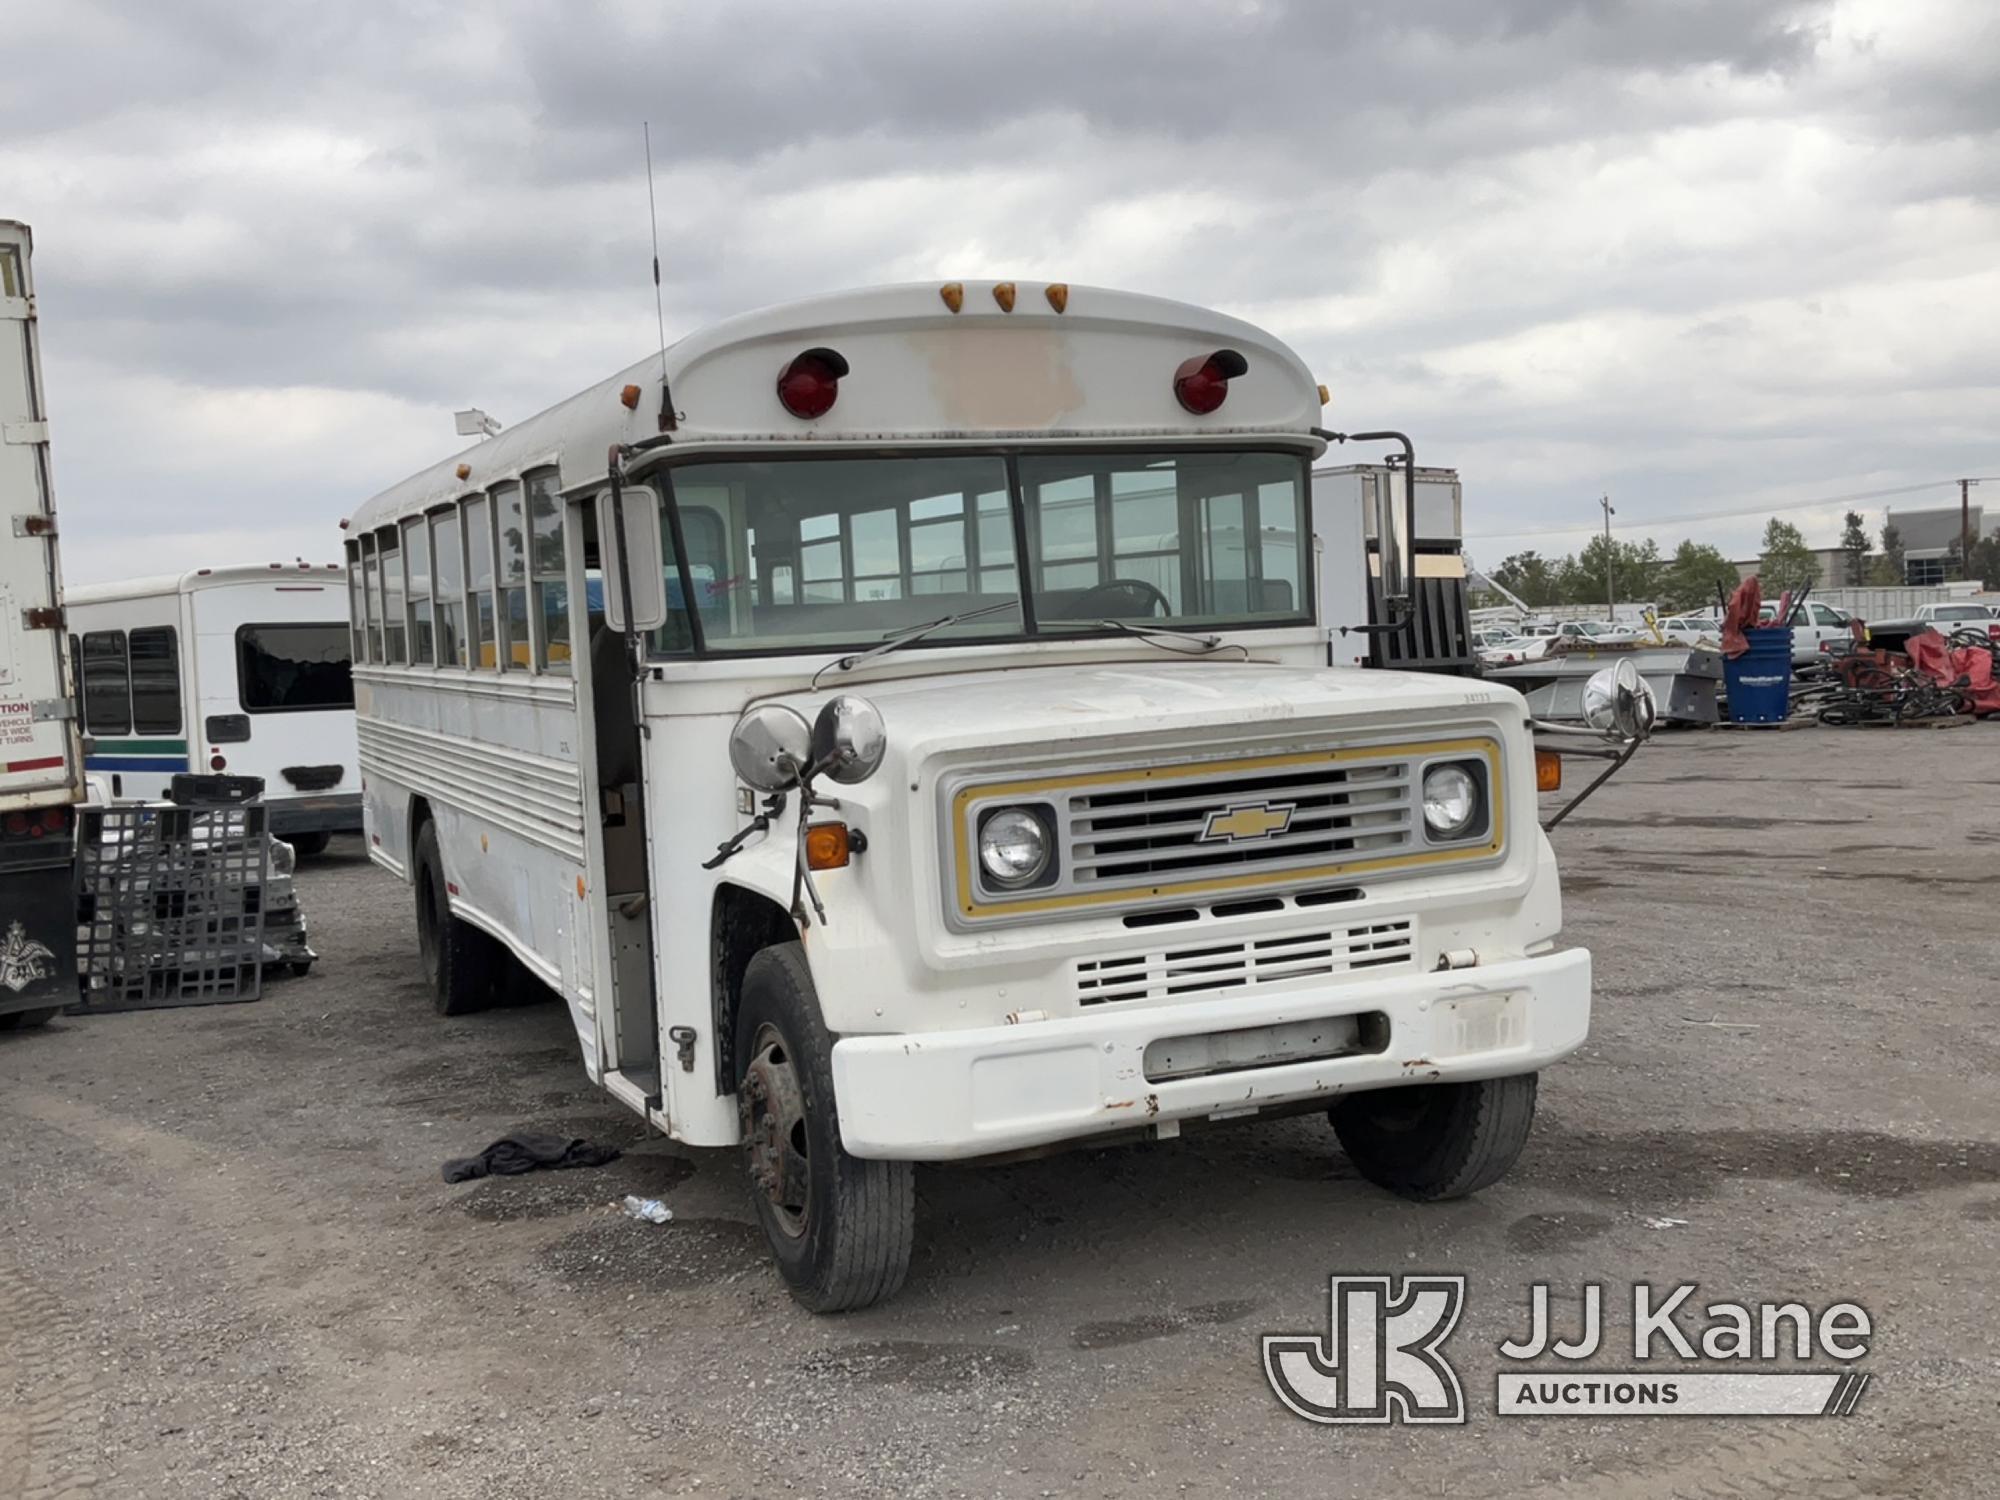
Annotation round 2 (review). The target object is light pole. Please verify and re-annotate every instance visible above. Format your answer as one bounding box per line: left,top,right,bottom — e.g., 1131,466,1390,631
1599,495,1615,621
1959,478,2000,582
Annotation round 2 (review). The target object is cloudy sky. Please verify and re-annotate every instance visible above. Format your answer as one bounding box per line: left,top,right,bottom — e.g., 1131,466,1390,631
7,0,1997,583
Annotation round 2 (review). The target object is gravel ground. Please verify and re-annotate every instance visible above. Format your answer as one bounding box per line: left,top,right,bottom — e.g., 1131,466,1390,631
3,724,1997,1497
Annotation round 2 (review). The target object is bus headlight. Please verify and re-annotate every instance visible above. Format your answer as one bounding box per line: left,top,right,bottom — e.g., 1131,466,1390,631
1421,763,1483,840
978,807,1051,888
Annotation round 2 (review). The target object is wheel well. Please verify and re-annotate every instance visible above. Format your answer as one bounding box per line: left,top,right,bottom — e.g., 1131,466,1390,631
407,795,433,873
711,884,796,1095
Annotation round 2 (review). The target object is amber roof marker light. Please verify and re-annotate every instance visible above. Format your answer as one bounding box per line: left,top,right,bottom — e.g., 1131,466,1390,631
939,282,964,313
1044,283,1068,313
992,282,1016,312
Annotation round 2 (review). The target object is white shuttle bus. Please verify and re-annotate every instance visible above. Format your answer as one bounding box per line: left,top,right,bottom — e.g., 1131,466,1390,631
349,282,1616,1310
66,564,359,852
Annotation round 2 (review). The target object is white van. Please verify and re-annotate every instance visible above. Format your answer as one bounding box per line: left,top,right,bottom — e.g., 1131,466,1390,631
65,565,359,852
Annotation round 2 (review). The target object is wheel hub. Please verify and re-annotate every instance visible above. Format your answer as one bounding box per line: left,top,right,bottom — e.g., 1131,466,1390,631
738,1025,810,1239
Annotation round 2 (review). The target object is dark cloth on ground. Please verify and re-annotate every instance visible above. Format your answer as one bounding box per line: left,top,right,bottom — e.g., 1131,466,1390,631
442,1132,623,1184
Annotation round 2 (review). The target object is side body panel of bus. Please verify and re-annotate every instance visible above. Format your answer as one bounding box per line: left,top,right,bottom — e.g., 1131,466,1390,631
353,497,602,1076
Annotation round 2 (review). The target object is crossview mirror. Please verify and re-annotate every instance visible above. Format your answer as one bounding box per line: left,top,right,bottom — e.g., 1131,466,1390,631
597,488,669,632
728,704,813,791
811,695,887,784
1582,659,1656,741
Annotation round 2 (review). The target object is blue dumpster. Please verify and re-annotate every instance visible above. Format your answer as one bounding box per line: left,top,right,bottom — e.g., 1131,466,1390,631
1724,626,1793,723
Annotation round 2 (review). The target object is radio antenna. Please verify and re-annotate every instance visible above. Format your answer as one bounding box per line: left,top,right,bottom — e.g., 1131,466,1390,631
643,121,676,431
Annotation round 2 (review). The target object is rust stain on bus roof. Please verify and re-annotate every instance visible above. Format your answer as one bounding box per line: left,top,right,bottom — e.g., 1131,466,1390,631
914,327,1083,430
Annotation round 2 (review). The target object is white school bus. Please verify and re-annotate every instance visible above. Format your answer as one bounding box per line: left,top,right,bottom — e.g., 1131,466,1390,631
348,282,1637,1311
66,564,360,852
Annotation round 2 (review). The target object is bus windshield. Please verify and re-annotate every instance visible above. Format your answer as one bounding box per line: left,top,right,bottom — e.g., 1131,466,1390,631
654,450,1309,655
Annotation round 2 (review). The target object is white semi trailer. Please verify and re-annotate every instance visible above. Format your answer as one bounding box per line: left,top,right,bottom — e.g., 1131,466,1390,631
0,220,82,1027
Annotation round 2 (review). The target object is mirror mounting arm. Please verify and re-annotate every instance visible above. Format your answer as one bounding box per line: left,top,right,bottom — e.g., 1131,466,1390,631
790,774,829,928
1542,737,1643,830
702,790,787,870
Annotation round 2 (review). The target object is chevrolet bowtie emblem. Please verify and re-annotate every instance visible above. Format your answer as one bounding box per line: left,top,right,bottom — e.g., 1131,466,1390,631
1200,801,1296,844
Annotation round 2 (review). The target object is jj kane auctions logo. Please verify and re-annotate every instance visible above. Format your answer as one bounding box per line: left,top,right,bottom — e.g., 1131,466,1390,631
1265,1276,1873,1423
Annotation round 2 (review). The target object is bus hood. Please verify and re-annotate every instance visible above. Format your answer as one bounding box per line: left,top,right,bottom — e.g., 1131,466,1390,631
805,661,1524,762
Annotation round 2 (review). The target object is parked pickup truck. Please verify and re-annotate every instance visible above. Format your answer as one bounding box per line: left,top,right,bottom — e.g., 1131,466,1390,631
1759,600,1856,666
1912,602,2000,641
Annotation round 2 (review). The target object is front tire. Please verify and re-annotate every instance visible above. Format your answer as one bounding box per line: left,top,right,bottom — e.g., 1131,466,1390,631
1331,1074,1538,1201
412,820,499,1016
735,943,913,1313
288,831,331,858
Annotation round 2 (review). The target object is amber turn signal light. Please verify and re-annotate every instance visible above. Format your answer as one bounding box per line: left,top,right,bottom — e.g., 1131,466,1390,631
1535,750,1562,792
805,822,852,870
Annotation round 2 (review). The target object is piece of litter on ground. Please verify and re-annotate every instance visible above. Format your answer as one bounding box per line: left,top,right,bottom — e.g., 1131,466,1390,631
621,1195,673,1224
1643,1215,1689,1229
1675,1016,1761,1029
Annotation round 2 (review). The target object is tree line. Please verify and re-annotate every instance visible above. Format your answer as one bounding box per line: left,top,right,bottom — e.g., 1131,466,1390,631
1481,511,2000,613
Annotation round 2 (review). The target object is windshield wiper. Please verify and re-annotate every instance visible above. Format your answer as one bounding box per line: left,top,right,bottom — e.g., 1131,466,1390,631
1086,617,1246,658
810,599,1020,689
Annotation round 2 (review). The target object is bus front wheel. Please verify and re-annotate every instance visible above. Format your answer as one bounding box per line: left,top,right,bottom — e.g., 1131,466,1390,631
1330,1073,1538,1201
735,943,913,1313
412,820,500,1016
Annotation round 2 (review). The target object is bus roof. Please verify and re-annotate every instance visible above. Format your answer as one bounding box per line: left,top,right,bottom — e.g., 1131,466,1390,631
348,281,1326,534
66,561,344,605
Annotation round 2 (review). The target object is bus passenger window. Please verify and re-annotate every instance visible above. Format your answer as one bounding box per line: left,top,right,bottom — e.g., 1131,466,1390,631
976,489,1017,594
1033,474,1100,590
643,498,708,655
360,534,383,663
494,480,527,670
465,495,496,668
344,541,365,663
430,506,466,667
128,626,180,734
403,515,433,665
527,471,568,674
80,631,131,735
378,526,406,664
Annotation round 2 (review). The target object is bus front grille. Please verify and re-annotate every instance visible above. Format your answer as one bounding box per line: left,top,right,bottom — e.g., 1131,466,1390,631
1066,760,1413,888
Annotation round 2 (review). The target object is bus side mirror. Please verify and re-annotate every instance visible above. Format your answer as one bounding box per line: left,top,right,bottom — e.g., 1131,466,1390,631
597,490,670,632
1373,467,1410,608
